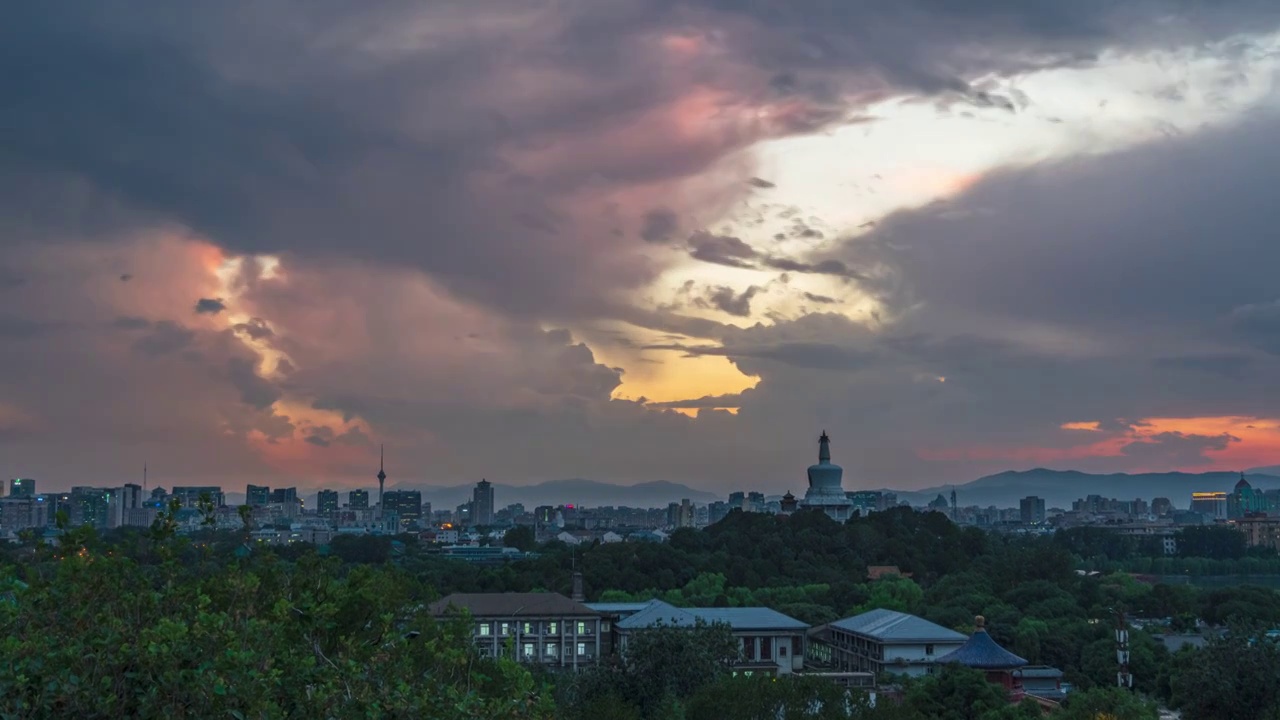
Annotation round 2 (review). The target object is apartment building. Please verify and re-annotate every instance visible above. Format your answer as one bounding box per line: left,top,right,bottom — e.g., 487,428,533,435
429,593,608,671
814,608,967,677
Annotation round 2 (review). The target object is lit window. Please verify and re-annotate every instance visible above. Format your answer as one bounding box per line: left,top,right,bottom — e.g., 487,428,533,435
500,622,509,635
548,622,558,634
522,643,535,658
478,623,491,636
577,621,587,634
545,643,558,657
523,622,533,634
577,642,587,656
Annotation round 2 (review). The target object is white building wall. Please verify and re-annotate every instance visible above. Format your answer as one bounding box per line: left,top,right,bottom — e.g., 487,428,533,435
881,640,964,676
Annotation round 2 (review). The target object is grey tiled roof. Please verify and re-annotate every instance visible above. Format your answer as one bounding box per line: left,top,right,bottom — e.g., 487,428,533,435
429,593,601,618
615,600,809,631
830,609,967,642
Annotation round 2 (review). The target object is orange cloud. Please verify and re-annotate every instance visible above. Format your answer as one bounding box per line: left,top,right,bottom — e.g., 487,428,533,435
921,415,1280,471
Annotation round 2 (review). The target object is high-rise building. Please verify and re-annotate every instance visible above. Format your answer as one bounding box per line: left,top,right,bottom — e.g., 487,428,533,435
317,490,339,516
385,490,423,527
0,496,48,531
70,487,113,528
1190,492,1228,520
270,487,298,506
473,479,495,526
9,478,35,498
349,489,369,510
1228,474,1265,519
728,491,746,510
707,501,730,525
1151,497,1173,517
246,484,271,507
1019,496,1046,525
171,486,226,508
747,491,766,513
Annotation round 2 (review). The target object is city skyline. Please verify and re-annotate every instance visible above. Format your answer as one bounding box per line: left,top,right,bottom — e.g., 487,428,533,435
4,3,1280,493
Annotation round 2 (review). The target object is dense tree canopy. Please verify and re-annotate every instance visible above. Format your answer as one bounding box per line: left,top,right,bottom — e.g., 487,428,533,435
1,505,1274,718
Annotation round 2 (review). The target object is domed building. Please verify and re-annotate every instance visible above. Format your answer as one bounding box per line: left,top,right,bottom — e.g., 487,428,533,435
800,431,854,522
1229,472,1264,519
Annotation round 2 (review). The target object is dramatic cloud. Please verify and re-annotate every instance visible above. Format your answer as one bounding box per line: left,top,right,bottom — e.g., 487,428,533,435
4,1,1280,492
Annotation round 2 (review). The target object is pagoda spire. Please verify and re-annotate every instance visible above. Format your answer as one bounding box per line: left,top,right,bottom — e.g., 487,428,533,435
818,430,831,463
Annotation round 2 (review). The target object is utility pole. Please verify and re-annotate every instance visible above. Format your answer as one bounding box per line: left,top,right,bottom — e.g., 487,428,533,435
1115,608,1133,690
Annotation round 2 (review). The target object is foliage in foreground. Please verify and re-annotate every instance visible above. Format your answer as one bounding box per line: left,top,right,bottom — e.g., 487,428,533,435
0,551,554,719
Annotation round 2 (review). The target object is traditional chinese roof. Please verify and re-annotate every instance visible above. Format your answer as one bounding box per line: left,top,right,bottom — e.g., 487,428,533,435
936,616,1027,670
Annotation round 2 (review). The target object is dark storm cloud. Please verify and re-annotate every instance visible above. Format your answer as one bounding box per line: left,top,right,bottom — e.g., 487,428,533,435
838,113,1280,351
5,0,1277,325
226,357,280,410
640,210,680,244
688,232,758,268
113,316,151,330
133,322,195,356
232,318,273,341
194,298,227,315
0,316,58,340
1119,431,1241,468
696,285,761,317
686,231,867,281
1230,300,1280,355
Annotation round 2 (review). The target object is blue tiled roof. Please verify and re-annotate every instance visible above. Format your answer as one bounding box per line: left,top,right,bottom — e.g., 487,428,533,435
616,600,698,629
614,600,809,631
831,609,968,642
690,607,809,631
936,630,1027,670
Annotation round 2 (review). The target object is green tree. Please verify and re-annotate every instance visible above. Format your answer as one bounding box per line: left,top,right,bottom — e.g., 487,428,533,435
504,525,538,552
903,666,1011,720
1056,687,1159,720
1169,625,1280,719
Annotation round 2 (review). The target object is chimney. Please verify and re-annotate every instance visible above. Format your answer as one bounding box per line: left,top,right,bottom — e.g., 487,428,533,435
571,571,585,602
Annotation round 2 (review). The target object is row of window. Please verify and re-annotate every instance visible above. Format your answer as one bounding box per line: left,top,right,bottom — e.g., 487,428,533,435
476,620,605,637
478,642,595,659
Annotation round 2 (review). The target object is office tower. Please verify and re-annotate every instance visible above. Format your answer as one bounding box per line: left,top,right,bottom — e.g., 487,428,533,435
728,491,746,510
349,489,369,510
171,486,226,508
269,487,298,506
385,490,423,527
9,478,35,498
317,490,339,516
473,479,494,526
246,484,271,507
1019,496,1046,525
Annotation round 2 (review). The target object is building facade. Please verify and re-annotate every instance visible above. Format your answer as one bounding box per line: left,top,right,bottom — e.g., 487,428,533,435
246,484,270,507
473,480,495,526
1019,496,1046,525
816,609,967,678
429,593,607,671
594,599,809,676
9,478,35,498
1190,491,1228,520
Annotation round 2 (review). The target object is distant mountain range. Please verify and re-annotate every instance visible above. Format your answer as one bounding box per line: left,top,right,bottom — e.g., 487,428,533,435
244,479,720,512
219,468,1280,513
899,468,1280,510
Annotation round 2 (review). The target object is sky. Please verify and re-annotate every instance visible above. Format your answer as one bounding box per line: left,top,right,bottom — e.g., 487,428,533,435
4,1,1280,494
